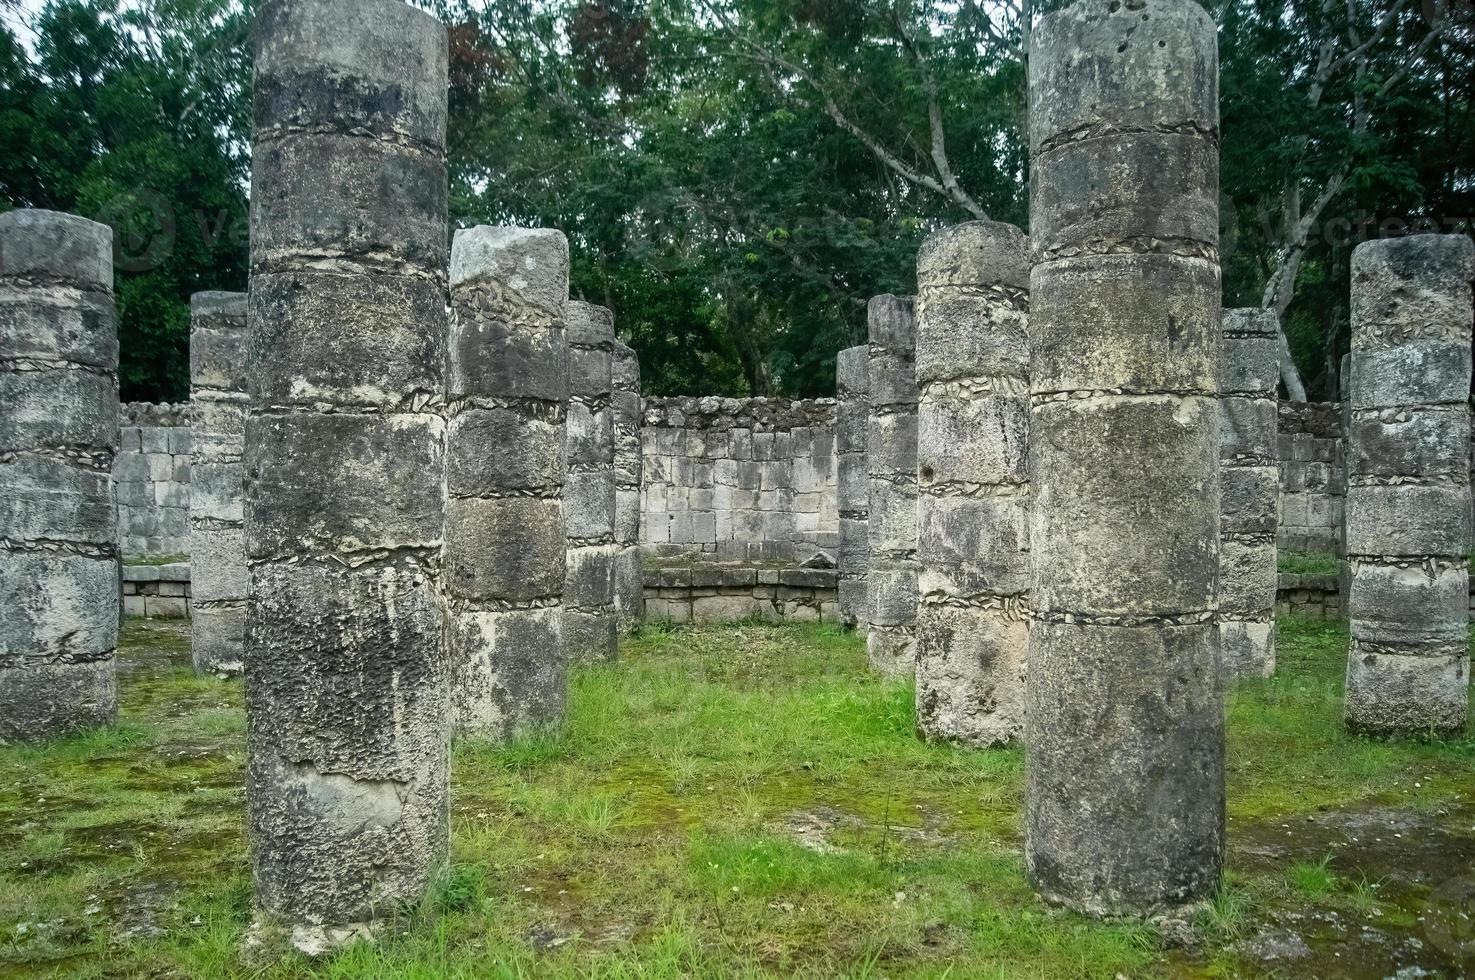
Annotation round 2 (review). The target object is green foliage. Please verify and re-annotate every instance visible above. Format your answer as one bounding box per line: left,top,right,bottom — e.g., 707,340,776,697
1,0,252,401
4,0,1469,400
1277,551,1342,576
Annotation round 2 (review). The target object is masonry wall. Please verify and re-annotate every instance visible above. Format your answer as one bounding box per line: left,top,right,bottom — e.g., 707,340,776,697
1277,401,1345,556
105,394,1375,575
113,402,191,558
640,396,838,562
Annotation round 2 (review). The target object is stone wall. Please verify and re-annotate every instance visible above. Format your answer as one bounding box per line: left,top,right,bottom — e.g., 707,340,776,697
121,562,192,618
103,392,1413,593
643,563,838,623
640,396,838,562
1277,401,1344,556
114,402,191,558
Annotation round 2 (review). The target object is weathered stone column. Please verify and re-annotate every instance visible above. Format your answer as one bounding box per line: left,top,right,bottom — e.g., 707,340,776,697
1219,308,1279,679
246,0,449,946
190,291,248,677
866,295,920,678
564,301,618,661
1344,234,1474,737
612,340,644,633
1026,0,1224,915
0,209,118,742
914,222,1030,747
445,227,569,739
836,345,870,629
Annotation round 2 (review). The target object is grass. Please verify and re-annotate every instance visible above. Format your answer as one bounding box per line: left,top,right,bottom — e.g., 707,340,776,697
1276,551,1342,576
0,616,1471,978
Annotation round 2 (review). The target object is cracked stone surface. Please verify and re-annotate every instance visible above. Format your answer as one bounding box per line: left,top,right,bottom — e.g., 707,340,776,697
0,208,120,743
1219,308,1279,680
1344,234,1474,736
563,301,618,662
1024,0,1224,916
914,221,1031,748
244,0,450,938
866,295,919,679
190,291,248,677
446,226,570,740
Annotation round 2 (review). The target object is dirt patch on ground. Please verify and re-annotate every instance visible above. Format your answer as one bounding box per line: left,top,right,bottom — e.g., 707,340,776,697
1223,801,1475,977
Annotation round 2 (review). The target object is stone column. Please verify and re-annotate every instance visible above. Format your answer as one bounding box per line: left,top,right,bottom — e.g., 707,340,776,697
1344,234,1474,737
0,209,118,742
445,227,569,739
836,345,870,629
564,301,618,661
914,222,1031,747
246,0,449,946
1026,0,1224,915
1219,308,1279,679
866,295,920,678
190,291,248,677
612,339,645,633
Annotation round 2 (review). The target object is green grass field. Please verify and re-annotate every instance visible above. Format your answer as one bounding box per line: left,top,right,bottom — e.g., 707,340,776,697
1,616,1471,978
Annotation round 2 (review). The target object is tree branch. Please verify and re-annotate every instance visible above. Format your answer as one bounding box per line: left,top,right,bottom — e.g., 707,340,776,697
890,10,989,219
704,0,987,218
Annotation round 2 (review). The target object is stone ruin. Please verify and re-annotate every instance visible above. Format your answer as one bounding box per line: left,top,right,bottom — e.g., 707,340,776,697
1219,308,1280,679
3,0,1473,943
189,291,248,676
835,346,870,628
445,226,570,740
0,209,120,742
1025,0,1225,914
866,295,921,678
914,221,1031,749
611,339,645,632
563,301,619,662
245,0,451,943
1344,234,1474,737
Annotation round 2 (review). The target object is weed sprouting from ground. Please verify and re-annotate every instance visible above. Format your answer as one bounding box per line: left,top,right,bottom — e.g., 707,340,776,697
0,615,1470,977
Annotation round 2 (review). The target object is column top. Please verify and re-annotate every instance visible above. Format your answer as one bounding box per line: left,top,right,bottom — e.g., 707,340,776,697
0,209,113,291
566,300,615,347
451,225,570,315
1029,0,1218,156
254,0,449,149
917,221,1030,291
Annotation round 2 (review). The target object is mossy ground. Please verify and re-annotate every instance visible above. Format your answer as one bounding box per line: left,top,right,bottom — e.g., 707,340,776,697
1,617,1472,978
1275,552,1342,576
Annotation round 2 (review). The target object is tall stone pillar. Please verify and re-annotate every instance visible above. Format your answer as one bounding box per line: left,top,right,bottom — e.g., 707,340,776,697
190,291,248,677
0,209,118,742
866,295,920,678
445,227,569,739
914,222,1030,747
612,339,644,633
1026,0,1224,915
1344,234,1474,737
246,0,450,946
1219,308,1279,679
564,301,618,661
836,345,870,629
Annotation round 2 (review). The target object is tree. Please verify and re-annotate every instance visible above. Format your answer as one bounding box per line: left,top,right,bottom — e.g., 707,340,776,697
0,0,252,401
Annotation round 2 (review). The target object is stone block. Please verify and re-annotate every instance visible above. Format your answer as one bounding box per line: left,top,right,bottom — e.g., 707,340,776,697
250,272,447,408
915,604,1027,747
245,411,445,560
1030,254,1219,396
0,369,118,453
445,497,565,601
1031,394,1218,615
